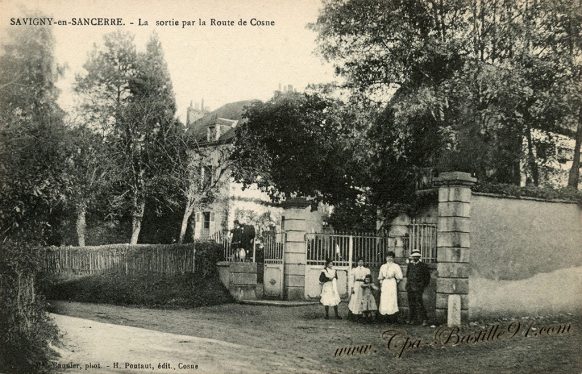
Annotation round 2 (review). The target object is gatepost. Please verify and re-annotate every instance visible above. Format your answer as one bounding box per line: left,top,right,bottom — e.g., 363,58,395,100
388,213,410,258
281,198,310,300
434,171,476,324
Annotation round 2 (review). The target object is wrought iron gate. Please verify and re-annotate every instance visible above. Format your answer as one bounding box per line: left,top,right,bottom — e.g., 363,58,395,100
304,233,397,299
261,232,285,299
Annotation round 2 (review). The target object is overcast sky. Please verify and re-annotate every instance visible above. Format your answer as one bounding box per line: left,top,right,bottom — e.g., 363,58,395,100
0,0,336,121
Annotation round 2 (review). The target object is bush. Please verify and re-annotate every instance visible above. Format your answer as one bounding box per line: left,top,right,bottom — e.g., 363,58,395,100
45,271,233,308
0,241,58,374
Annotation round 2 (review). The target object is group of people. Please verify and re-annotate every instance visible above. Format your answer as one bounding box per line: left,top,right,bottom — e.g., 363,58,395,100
230,220,256,261
319,250,431,325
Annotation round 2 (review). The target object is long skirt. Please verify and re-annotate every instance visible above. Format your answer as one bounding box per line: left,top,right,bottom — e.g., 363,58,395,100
379,278,399,315
348,280,364,314
320,279,341,306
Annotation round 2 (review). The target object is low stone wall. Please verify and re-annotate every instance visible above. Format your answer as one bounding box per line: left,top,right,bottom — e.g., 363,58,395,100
217,261,258,301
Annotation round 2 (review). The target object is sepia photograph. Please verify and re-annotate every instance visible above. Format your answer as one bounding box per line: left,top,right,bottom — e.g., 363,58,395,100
0,0,581,373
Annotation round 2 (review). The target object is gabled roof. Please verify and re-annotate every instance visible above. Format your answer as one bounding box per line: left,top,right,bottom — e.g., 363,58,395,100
187,100,255,139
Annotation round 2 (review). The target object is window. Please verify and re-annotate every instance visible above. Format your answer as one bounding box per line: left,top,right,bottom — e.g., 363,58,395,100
203,212,212,229
201,165,213,188
206,125,221,142
207,126,215,142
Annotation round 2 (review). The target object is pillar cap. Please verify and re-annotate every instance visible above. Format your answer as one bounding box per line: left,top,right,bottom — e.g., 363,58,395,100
434,172,477,187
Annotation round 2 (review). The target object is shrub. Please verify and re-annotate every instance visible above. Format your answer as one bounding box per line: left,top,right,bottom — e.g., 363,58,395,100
0,241,58,373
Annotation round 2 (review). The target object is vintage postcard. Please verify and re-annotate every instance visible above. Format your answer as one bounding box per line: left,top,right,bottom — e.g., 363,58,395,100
0,0,580,373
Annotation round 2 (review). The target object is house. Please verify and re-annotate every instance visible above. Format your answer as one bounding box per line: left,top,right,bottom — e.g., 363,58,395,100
185,99,285,239
520,128,580,188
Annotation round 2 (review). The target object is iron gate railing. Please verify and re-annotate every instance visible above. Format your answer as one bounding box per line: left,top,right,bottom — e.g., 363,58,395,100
405,221,438,263
305,233,399,268
212,230,285,263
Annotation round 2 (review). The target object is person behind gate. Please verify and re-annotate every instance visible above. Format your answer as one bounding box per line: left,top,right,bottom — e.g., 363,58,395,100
406,249,431,326
230,220,244,260
348,258,370,320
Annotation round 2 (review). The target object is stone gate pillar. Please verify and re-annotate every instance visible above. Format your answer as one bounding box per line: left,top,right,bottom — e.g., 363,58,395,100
281,198,310,300
434,172,476,324
388,213,410,258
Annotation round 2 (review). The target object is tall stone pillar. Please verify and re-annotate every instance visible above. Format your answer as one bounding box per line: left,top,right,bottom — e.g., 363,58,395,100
388,213,410,258
281,198,310,300
434,172,476,323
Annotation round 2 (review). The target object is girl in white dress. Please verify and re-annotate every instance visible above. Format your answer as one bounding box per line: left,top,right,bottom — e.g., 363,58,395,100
378,251,403,322
348,258,370,320
320,259,342,319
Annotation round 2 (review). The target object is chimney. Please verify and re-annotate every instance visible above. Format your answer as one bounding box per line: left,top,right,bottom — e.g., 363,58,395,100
201,98,205,111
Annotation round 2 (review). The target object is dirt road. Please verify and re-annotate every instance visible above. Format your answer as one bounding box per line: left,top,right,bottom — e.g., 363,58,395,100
50,301,582,374
50,313,322,374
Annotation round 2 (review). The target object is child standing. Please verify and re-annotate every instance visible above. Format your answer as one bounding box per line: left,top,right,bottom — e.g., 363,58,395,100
320,258,342,319
360,274,378,322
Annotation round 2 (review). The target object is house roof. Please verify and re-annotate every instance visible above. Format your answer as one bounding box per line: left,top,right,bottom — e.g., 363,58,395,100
187,100,256,140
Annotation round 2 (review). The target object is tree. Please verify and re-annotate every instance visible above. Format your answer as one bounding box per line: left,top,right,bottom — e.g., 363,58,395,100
61,121,115,246
74,30,138,241
230,91,364,206
179,142,234,244
312,0,581,190
123,33,178,243
0,11,66,243
75,32,179,243
0,11,61,372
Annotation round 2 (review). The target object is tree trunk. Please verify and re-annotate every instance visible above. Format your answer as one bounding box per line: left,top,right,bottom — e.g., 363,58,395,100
178,202,195,244
130,200,145,245
525,126,539,186
76,202,87,247
567,110,582,189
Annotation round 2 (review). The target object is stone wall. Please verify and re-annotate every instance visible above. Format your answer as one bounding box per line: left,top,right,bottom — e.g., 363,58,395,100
469,193,582,318
217,261,257,301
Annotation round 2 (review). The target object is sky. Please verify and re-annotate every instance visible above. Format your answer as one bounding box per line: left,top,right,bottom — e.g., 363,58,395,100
0,0,336,122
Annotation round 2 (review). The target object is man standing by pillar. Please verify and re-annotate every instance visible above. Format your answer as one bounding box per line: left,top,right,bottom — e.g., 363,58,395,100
406,250,431,326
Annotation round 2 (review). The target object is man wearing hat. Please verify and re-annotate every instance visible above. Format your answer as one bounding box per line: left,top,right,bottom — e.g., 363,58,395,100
406,249,431,325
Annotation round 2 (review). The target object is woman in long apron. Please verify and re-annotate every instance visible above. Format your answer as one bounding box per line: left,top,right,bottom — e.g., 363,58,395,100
320,258,342,319
378,251,403,322
348,258,370,320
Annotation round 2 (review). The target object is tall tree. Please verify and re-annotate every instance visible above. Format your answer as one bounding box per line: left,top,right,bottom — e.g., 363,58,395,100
123,32,178,243
0,11,61,373
75,32,178,244
74,30,138,242
0,12,66,243
61,121,115,246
